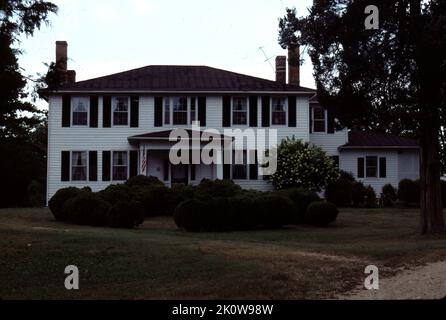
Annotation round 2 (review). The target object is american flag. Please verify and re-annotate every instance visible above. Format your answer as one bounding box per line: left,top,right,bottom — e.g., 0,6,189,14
140,147,147,174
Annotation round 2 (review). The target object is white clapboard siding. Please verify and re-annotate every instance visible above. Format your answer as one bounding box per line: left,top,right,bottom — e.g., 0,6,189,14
310,129,349,155
339,149,400,195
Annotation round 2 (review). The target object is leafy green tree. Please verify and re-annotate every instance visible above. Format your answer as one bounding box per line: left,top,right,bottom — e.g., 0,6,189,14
0,0,57,206
279,1,446,234
270,137,339,192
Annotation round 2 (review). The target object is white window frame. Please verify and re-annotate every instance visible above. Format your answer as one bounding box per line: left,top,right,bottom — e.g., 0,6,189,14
358,155,387,179
312,106,327,133
231,97,249,126
112,150,129,181
112,96,130,127
270,97,288,126
71,97,89,127
162,97,198,126
70,151,88,182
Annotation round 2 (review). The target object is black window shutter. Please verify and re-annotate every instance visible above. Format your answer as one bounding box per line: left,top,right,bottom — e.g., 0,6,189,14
130,96,139,128
288,96,297,127
89,96,98,128
357,158,365,178
61,151,70,181
89,151,98,181
327,106,335,134
223,96,231,127
62,95,71,127
249,96,258,127
198,97,207,126
129,150,138,178
379,157,387,178
262,96,270,127
309,105,313,133
163,160,169,181
155,97,163,127
249,150,258,180
103,96,111,128
102,151,111,181
191,164,196,181
223,164,231,180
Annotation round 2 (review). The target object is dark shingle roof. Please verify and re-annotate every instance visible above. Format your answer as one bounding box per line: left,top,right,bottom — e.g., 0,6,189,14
340,131,419,149
55,65,316,93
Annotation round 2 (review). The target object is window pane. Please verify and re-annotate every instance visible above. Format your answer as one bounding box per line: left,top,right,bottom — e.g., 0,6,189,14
173,97,188,125
366,156,378,177
313,107,326,132
113,151,128,180
164,98,170,125
71,151,87,181
72,97,88,126
113,97,129,125
314,120,326,132
232,97,247,125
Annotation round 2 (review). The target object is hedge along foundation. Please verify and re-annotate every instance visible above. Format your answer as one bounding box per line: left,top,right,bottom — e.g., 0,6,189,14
168,122,278,176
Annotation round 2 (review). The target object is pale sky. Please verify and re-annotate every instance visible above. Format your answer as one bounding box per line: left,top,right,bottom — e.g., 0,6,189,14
18,0,315,109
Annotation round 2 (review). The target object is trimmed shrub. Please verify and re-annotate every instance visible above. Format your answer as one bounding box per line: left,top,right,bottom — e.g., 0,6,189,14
325,171,355,207
229,192,262,230
107,200,145,228
98,184,134,206
132,185,172,216
259,194,295,228
166,184,196,214
125,175,164,188
49,187,84,221
305,201,339,226
363,186,377,208
279,188,321,223
398,179,420,205
381,184,397,207
62,191,111,226
196,179,242,199
174,199,207,232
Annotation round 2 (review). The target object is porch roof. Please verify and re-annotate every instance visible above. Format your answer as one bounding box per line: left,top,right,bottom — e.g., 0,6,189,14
128,129,233,145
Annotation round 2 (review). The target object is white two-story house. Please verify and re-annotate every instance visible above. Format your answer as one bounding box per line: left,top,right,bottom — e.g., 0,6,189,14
44,41,419,203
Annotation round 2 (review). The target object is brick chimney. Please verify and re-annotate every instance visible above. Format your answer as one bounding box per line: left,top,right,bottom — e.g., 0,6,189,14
288,45,300,86
275,55,287,84
55,41,76,84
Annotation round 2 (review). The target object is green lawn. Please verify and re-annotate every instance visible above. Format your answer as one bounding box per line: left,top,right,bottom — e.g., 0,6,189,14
1,207,446,299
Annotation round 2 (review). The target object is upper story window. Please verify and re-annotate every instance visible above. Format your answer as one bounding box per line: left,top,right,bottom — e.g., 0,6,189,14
113,151,128,181
71,151,87,181
313,106,326,133
163,97,197,126
72,97,89,126
232,97,248,125
271,97,287,125
173,97,188,125
113,97,129,126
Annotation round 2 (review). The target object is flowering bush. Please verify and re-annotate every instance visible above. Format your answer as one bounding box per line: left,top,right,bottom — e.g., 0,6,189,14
270,137,339,192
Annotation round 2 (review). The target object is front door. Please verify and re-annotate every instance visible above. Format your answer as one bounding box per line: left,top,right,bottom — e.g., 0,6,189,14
171,164,188,185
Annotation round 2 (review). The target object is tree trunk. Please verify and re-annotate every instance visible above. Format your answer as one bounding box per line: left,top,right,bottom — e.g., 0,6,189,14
419,111,445,234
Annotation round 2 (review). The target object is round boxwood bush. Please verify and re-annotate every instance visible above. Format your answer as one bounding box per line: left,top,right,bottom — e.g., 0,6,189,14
174,199,207,232
279,188,321,223
196,179,242,199
49,187,84,221
305,201,339,226
107,200,145,229
259,194,295,228
132,185,172,216
98,184,134,206
125,175,164,188
62,191,111,226
325,171,355,207
165,184,196,215
382,184,397,207
229,193,262,230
